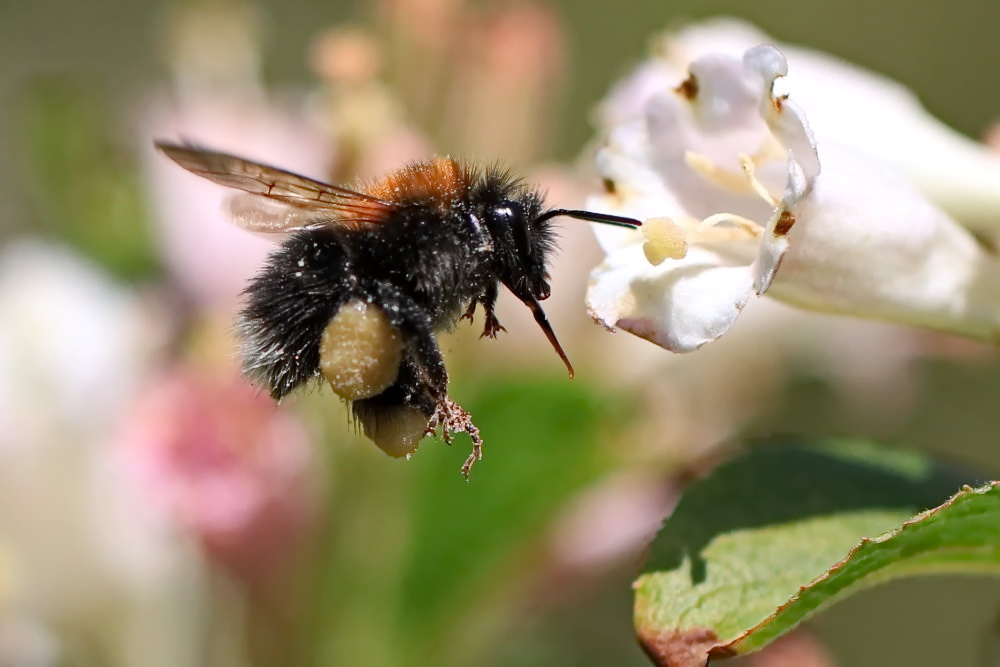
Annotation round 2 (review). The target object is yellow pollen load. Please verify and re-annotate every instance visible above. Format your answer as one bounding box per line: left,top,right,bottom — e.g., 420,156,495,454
359,405,428,458
320,299,403,400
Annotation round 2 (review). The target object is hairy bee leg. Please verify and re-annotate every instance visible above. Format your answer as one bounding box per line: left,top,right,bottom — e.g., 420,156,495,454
373,282,449,396
373,282,486,477
424,396,484,479
478,283,505,339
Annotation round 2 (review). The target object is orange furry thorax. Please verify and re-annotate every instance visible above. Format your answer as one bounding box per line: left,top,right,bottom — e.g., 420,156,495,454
361,157,470,211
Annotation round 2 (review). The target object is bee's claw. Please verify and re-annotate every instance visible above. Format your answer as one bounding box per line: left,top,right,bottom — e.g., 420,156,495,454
480,313,506,339
425,396,483,478
461,300,478,323
460,439,483,480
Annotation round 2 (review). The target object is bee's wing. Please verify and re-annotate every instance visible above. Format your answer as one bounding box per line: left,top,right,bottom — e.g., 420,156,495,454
224,194,329,233
156,141,393,232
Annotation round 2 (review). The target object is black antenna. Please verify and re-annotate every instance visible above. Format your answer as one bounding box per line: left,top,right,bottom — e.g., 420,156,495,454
535,209,642,229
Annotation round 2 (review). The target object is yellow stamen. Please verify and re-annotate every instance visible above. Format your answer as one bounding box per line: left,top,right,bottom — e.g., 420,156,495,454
686,147,783,208
642,216,688,265
685,151,756,196
739,154,778,207
697,212,763,235
750,135,787,165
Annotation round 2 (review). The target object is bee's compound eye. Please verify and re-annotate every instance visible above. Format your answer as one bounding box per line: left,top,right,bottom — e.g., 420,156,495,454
492,203,534,257
320,300,403,400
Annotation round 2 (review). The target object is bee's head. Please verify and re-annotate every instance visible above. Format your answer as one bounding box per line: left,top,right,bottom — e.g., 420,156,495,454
473,168,641,378
482,194,553,304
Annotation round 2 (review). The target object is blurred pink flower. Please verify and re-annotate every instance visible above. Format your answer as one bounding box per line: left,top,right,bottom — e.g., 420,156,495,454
442,3,565,162
745,632,835,667
307,26,433,181
118,366,318,584
547,471,675,576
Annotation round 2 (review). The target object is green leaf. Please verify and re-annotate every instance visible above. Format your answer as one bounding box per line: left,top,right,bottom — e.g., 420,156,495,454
395,376,621,662
312,374,631,667
634,438,992,666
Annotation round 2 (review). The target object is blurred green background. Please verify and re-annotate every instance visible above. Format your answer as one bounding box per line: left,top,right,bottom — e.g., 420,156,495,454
3,1,1000,666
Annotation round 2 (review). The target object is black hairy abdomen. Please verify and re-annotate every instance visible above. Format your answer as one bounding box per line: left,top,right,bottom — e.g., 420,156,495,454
237,199,489,400
237,229,350,399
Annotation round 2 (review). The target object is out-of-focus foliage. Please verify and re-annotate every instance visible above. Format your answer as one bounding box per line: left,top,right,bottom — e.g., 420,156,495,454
14,78,160,280
310,377,633,667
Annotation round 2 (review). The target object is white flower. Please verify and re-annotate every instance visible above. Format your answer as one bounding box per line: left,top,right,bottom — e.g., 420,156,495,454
0,241,156,444
587,43,1000,352
598,17,1000,232
0,242,204,667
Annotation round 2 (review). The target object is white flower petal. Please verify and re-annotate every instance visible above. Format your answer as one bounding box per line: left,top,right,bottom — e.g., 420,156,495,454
744,46,820,184
774,44,1000,232
755,156,810,295
588,246,754,352
601,17,1000,231
588,123,685,254
771,144,1000,340
753,223,789,296
0,241,157,445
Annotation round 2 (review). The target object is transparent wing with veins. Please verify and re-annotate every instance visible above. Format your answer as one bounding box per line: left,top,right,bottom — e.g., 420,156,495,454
155,141,394,232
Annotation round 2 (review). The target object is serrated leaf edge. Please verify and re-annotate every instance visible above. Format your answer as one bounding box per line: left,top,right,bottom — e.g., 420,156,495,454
719,482,998,656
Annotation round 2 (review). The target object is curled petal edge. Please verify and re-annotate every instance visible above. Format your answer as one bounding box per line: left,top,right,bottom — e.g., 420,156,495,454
588,247,755,353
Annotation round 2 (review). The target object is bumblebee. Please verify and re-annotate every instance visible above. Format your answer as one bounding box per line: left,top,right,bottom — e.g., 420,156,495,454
156,142,640,476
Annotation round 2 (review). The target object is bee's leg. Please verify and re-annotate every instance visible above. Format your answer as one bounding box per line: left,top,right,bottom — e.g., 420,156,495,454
426,396,483,478
461,296,479,323
478,283,506,339
373,281,485,478
372,282,448,396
